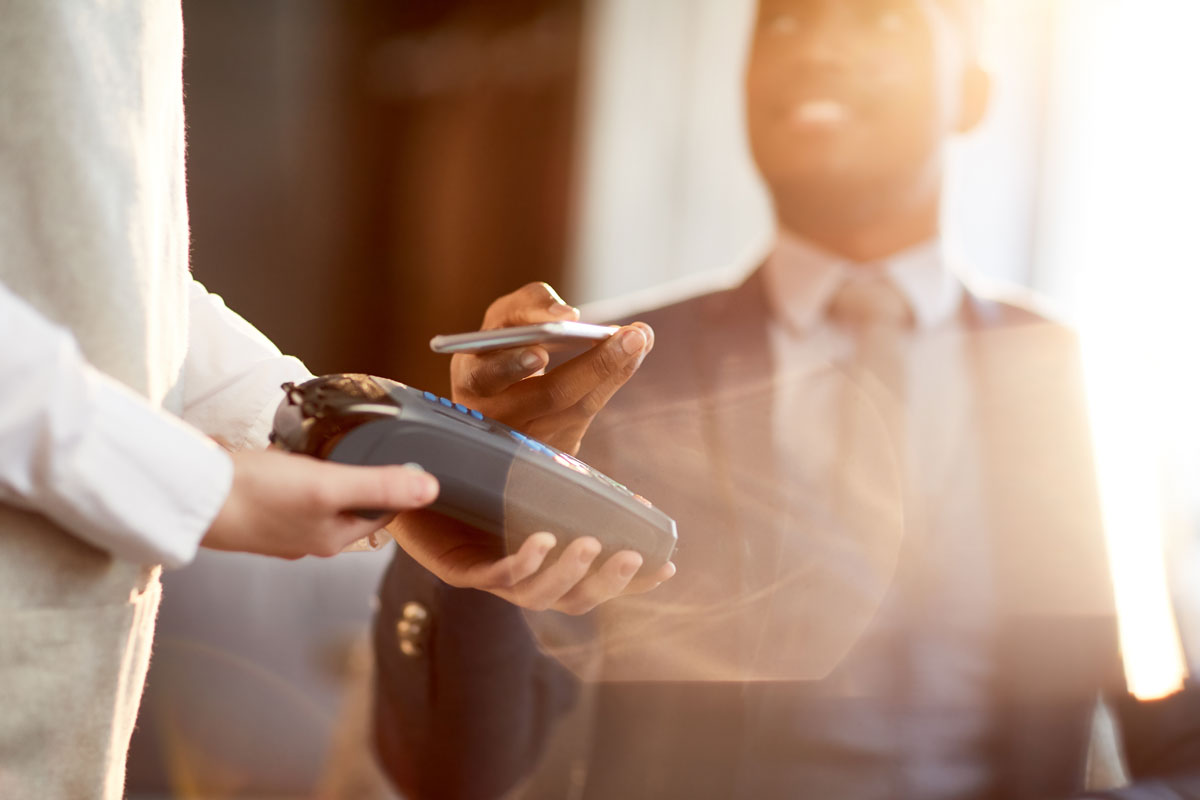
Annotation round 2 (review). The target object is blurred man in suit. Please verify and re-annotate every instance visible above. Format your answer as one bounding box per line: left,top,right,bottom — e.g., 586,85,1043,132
371,1,1200,797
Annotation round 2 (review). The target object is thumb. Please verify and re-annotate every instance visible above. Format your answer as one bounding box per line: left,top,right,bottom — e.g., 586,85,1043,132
318,462,440,513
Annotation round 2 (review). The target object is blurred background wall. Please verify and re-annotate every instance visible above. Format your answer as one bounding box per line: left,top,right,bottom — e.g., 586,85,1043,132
176,0,582,396
128,0,1199,796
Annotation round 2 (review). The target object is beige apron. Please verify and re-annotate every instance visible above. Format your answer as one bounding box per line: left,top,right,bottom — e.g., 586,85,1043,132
0,2,190,797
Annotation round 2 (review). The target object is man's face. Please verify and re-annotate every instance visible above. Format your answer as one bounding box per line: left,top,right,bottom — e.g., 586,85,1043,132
745,0,976,220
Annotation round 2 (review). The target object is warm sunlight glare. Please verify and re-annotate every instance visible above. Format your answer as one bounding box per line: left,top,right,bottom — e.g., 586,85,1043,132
1054,0,1200,700
1082,333,1190,701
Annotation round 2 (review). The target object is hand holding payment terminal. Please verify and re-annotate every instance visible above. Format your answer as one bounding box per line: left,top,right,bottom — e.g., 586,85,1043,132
269,374,677,572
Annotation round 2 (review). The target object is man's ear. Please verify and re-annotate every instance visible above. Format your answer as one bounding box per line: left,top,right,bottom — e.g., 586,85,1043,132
956,64,991,133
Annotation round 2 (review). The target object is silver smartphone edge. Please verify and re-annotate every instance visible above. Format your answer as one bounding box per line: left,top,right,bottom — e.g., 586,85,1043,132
429,322,619,354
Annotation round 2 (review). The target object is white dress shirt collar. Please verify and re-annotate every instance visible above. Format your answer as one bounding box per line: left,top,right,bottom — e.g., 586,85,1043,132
761,230,964,333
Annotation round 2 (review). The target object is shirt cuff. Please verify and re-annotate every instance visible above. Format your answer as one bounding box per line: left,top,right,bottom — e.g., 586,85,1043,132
44,368,234,569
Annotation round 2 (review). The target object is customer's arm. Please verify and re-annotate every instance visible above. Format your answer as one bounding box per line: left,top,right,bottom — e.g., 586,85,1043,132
373,283,673,798
374,546,580,800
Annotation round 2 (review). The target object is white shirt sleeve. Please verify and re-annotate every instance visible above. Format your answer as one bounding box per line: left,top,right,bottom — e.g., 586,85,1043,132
0,280,234,569
181,279,314,450
0,278,317,568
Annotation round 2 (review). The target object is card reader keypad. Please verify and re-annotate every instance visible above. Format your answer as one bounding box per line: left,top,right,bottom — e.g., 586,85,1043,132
420,390,487,424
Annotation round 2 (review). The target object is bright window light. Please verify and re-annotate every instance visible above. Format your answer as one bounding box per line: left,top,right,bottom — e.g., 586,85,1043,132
1040,0,1200,700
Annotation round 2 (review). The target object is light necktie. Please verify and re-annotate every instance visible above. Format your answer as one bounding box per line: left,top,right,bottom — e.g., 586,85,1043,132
827,268,913,396
829,268,923,701
827,269,915,329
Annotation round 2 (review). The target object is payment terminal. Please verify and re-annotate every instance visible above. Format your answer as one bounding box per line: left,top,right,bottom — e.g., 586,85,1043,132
269,374,677,572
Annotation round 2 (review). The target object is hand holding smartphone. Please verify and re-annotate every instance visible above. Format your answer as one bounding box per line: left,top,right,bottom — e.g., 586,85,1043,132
430,321,620,355
436,282,652,458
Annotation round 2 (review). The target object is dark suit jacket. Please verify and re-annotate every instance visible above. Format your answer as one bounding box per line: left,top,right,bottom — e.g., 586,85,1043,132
373,269,1200,799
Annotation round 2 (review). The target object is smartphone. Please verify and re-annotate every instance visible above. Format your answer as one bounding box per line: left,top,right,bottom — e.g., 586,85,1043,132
429,321,619,354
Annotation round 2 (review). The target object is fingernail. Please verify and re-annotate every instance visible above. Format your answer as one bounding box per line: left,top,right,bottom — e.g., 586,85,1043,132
402,464,437,502
638,323,655,350
549,302,578,318
519,350,543,370
619,328,646,355
579,544,601,564
619,560,640,578
420,475,439,501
